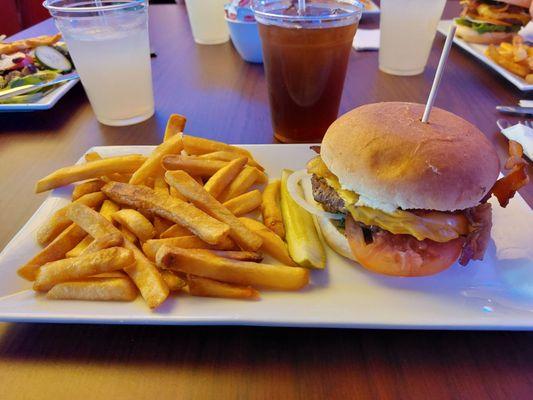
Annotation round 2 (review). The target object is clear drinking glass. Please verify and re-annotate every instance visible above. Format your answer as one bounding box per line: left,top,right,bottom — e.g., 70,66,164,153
379,0,446,76
44,0,155,126
253,0,362,143
183,0,229,44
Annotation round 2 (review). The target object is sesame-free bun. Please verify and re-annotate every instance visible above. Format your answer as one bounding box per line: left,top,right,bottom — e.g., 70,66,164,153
321,102,500,212
455,24,514,44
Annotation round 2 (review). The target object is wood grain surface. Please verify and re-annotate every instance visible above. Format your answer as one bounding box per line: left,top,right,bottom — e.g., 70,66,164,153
0,2,532,399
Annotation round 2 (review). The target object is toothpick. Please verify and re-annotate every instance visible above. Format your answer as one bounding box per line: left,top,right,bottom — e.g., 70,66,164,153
422,24,456,123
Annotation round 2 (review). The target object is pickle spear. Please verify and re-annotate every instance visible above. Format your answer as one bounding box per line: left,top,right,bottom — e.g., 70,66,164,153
280,169,326,269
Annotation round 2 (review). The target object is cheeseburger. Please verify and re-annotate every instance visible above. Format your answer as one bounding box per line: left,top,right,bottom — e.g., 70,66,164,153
455,0,531,44
306,102,501,277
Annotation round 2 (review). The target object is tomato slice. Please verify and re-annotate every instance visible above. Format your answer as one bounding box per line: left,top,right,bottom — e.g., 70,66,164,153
345,217,463,277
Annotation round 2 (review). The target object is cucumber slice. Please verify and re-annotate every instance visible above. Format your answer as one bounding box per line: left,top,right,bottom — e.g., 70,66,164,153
35,46,72,72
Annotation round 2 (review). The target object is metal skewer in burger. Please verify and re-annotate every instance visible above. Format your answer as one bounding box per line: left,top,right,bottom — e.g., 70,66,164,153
301,101,528,276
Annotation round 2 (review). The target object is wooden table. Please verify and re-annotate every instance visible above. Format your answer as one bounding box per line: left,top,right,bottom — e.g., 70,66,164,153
1,2,532,399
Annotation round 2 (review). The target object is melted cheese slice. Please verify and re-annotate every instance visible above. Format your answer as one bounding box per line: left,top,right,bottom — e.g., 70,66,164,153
307,156,469,242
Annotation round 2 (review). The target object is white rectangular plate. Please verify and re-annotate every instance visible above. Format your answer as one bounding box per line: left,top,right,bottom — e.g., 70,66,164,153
438,20,533,92
362,0,379,15
0,79,79,112
0,144,532,329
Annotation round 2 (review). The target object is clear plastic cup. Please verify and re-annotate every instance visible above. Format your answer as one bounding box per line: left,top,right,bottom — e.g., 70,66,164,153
184,0,229,44
253,0,362,143
44,0,155,126
379,0,446,76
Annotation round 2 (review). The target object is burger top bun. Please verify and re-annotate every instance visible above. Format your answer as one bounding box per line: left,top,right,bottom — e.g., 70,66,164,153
321,102,500,212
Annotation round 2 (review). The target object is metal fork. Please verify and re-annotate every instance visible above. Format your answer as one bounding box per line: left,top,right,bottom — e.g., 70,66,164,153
496,119,533,131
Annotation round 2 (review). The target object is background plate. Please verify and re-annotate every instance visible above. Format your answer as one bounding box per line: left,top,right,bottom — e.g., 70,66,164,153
0,144,532,329
438,20,533,92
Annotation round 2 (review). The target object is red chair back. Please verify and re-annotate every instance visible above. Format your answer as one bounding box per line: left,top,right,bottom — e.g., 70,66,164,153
18,0,51,29
1,0,22,37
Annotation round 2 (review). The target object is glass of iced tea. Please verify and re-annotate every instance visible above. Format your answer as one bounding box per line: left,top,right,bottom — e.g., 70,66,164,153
253,0,362,143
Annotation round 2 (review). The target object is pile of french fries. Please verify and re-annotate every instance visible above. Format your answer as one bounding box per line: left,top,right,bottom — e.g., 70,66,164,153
486,36,533,83
18,114,310,309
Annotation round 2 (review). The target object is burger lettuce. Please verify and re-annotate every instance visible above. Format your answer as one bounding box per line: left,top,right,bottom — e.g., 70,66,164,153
455,17,522,34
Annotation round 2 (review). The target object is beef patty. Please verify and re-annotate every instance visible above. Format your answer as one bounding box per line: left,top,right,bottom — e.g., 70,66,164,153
311,175,346,213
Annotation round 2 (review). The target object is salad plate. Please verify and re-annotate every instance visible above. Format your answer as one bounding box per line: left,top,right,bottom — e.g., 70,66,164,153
0,144,532,329
0,34,78,112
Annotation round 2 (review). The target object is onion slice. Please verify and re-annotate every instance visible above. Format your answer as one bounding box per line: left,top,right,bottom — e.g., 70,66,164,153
286,170,344,220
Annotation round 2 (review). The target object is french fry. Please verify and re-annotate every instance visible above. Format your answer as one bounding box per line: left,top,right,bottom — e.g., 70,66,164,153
66,203,170,308
160,270,186,291
164,113,187,141
160,224,192,238
121,226,138,244
100,199,120,221
203,157,247,199
207,250,263,262
169,185,187,200
198,151,264,171
34,247,134,292
153,217,174,237
72,179,105,200
486,44,529,77
157,246,309,290
183,135,252,158
129,133,184,185
36,154,147,193
65,235,92,258
162,155,227,177
261,180,285,238
57,196,121,258
112,209,156,242
152,177,174,236
36,191,106,246
187,275,259,300
219,167,259,202
79,232,123,256
165,170,262,251
239,217,296,266
222,190,262,216
153,176,169,195
102,181,230,245
142,235,235,261
0,33,62,55
18,224,87,281
92,271,127,278
46,277,138,301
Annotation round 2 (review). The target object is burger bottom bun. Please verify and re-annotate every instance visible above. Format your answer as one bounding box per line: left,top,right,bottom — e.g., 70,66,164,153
455,24,514,44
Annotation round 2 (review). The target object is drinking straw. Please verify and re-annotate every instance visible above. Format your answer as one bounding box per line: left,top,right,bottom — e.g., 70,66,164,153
421,24,457,123
298,0,306,14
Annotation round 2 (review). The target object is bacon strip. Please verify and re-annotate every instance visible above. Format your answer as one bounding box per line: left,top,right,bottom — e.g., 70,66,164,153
459,203,492,266
491,140,529,208
310,145,321,155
